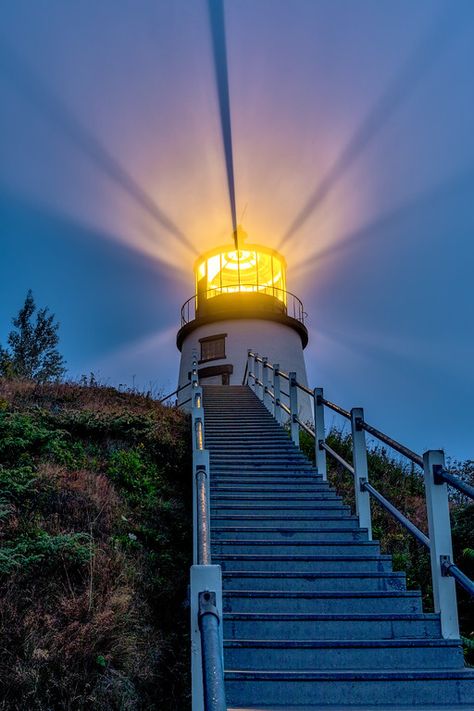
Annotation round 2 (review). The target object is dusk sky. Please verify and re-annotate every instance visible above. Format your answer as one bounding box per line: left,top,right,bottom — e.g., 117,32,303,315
1,1,473,461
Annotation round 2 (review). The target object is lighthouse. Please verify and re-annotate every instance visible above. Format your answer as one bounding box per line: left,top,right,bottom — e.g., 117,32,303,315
177,227,311,418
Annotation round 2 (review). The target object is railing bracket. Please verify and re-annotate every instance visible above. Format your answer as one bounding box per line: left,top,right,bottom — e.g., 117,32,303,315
198,590,220,621
440,555,452,577
433,464,445,486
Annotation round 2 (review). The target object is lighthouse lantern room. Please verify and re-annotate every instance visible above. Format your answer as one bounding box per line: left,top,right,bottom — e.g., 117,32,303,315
177,228,310,417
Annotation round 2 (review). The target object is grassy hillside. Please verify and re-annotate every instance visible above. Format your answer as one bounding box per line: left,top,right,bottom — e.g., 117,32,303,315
0,380,192,710
0,379,472,710
301,430,474,663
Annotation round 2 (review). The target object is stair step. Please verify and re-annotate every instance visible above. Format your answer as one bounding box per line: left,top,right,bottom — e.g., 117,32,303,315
211,500,348,508
211,527,368,541
211,475,320,483
213,541,381,555
221,571,406,592
214,555,393,572
223,612,442,640
210,492,340,501
224,669,474,706
223,590,422,614
223,638,464,671
211,516,360,529
211,485,330,493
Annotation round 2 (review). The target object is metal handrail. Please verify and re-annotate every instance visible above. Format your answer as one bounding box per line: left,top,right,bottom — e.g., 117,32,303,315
245,349,474,621
441,559,474,597
436,467,474,500
181,286,306,326
159,381,191,403
296,381,313,396
294,416,314,437
319,396,351,420
361,480,430,548
249,359,470,493
241,360,248,386
199,592,227,711
280,401,291,415
320,440,355,475
196,466,211,565
359,419,423,468
190,363,227,711
295,417,430,548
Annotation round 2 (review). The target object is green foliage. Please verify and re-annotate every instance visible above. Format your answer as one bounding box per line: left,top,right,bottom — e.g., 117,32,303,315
0,412,54,465
0,289,66,382
0,531,92,575
0,411,87,470
0,465,37,501
107,446,167,506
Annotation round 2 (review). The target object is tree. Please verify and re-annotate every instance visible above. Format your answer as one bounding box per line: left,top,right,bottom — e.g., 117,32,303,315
0,290,66,382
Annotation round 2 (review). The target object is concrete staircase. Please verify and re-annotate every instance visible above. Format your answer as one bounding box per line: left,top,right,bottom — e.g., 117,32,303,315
203,385,474,709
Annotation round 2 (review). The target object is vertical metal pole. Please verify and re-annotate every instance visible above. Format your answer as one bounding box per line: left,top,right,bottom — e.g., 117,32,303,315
247,350,253,389
289,372,299,447
191,352,199,388
423,450,459,639
192,449,210,566
350,408,372,539
262,357,270,411
190,565,224,711
314,388,327,481
273,364,281,423
199,591,227,711
255,354,263,401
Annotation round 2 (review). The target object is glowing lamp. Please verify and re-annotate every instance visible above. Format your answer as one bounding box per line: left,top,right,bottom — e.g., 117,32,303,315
194,239,287,308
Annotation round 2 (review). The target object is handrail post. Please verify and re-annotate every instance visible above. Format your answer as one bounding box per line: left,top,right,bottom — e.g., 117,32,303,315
262,357,271,411
423,450,459,639
273,364,281,423
350,408,372,539
289,372,299,447
247,349,253,389
191,352,199,388
255,353,263,401
190,565,224,711
198,591,227,711
314,388,327,481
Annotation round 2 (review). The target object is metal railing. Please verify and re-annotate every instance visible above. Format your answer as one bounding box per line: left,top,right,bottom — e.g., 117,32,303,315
189,357,227,711
180,286,306,326
159,381,191,404
245,350,474,641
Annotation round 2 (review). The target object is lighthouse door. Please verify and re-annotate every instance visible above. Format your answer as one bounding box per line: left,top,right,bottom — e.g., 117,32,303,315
195,364,233,386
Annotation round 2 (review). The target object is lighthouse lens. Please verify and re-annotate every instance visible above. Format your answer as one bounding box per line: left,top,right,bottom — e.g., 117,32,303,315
195,247,286,305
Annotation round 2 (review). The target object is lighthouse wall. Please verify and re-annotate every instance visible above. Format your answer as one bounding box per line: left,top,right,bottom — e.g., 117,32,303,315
177,318,312,422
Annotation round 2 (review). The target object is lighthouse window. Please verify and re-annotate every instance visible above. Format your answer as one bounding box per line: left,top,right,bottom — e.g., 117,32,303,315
199,334,227,363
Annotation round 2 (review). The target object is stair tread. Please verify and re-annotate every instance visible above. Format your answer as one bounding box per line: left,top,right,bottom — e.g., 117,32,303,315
225,669,474,680
224,639,460,648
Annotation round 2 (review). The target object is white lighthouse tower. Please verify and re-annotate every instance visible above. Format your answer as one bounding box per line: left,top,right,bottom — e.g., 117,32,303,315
177,228,310,417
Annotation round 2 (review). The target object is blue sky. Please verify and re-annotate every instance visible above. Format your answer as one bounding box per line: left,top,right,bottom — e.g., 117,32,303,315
1,0,473,461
